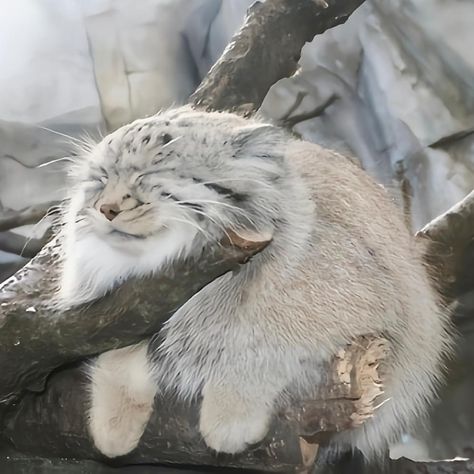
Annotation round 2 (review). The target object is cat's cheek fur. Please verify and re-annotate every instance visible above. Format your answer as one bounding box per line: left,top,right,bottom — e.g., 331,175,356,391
87,343,156,458
58,223,197,307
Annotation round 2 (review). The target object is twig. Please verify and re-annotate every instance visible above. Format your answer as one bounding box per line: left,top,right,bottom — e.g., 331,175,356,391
0,201,59,232
0,231,50,258
278,94,338,128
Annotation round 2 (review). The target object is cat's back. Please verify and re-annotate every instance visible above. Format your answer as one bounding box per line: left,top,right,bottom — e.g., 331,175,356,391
277,139,441,345
287,140,408,245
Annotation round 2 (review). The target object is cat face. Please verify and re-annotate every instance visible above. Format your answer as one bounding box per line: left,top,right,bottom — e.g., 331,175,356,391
67,108,288,248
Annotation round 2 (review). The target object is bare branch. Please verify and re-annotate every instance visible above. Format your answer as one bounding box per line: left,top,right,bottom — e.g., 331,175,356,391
0,231,51,258
278,94,338,128
2,336,388,473
0,236,269,402
191,0,365,115
416,189,474,301
390,457,474,474
0,201,59,232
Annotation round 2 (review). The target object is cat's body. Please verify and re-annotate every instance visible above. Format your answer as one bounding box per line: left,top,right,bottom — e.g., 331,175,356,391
58,107,451,459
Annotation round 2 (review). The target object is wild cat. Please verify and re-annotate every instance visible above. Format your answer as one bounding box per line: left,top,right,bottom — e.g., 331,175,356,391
58,106,451,460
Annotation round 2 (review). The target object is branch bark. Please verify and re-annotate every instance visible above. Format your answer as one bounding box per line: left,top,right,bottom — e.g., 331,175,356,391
0,201,58,232
0,231,50,258
416,190,474,302
1,336,387,473
0,236,268,402
190,0,365,115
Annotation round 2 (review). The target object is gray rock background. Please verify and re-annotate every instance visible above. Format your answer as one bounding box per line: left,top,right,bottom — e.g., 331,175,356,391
1,0,473,463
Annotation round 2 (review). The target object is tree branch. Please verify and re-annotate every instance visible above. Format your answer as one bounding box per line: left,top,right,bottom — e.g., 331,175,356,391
416,190,474,301
1,336,387,473
0,235,269,402
190,0,365,115
0,231,50,258
278,94,338,129
0,201,59,232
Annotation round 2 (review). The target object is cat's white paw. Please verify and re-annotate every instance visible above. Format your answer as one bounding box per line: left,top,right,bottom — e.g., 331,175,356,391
87,343,156,458
199,385,271,454
89,400,152,458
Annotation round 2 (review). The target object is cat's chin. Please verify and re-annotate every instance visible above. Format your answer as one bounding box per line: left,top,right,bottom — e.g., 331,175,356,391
108,228,149,240
84,216,162,242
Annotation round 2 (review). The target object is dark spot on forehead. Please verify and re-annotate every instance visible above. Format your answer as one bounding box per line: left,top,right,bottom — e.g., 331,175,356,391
163,133,172,144
142,135,151,145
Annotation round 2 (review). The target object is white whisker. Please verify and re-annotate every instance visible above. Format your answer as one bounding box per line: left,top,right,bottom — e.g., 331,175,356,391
34,125,89,147
166,216,213,242
162,136,183,148
36,156,76,168
174,205,231,244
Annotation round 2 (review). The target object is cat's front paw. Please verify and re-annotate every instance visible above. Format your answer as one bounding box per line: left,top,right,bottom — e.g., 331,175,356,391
88,344,156,458
199,384,271,454
89,405,151,459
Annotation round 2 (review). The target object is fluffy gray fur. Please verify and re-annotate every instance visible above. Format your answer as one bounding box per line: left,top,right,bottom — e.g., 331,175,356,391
58,106,452,459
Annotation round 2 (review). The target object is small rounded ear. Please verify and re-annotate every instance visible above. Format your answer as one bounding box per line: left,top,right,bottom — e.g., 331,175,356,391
232,123,280,151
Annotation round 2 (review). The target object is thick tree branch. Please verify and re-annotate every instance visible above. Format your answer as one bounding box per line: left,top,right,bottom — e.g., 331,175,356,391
190,0,365,115
0,201,58,232
2,336,387,473
0,235,268,402
388,457,474,474
416,190,474,301
0,231,50,258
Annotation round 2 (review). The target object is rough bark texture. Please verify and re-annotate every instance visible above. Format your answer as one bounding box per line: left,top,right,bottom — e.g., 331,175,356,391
190,0,366,115
1,336,387,473
0,235,268,402
0,201,58,233
416,190,474,302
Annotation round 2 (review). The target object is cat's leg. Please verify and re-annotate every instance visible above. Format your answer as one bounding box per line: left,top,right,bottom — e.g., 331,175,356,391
199,377,279,454
88,342,156,458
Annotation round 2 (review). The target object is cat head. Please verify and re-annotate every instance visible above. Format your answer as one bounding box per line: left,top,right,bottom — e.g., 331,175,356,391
65,107,289,252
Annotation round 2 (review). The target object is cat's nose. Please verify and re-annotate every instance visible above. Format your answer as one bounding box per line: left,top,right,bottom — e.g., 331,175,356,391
100,203,121,221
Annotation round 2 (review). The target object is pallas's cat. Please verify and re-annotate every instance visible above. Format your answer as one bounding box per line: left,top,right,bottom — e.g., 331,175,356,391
58,107,451,459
